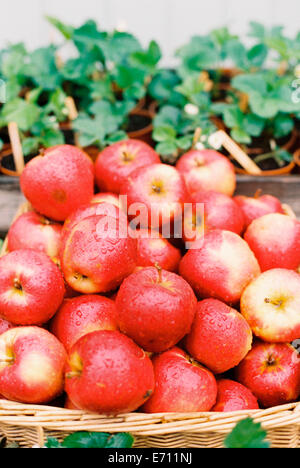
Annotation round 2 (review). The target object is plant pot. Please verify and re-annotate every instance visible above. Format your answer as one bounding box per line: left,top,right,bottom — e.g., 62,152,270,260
234,159,295,176
0,145,19,177
294,148,300,167
245,127,298,156
127,108,155,146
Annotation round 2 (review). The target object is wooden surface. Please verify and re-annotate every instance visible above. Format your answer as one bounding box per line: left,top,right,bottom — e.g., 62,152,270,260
236,175,300,218
0,174,299,236
0,177,24,236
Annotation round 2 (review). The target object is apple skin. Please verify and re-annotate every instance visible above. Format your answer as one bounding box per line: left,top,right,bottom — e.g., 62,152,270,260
236,342,300,408
65,330,155,414
183,190,245,243
0,327,67,404
61,215,136,294
0,250,65,325
65,396,80,409
179,230,260,304
20,145,95,221
185,299,252,374
142,347,217,413
0,317,15,335
91,192,123,210
115,266,197,353
134,229,181,272
8,211,62,261
95,139,160,194
176,149,236,197
234,194,284,229
241,268,300,343
60,201,128,254
212,379,259,412
244,213,300,272
50,295,118,352
121,163,188,229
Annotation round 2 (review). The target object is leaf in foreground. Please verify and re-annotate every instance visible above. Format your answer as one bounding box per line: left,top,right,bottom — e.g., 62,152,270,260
224,417,270,448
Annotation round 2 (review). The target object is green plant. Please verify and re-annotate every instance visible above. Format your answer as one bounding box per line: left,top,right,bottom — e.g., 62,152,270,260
248,22,300,69
46,431,134,449
72,100,132,149
152,104,216,163
224,417,269,448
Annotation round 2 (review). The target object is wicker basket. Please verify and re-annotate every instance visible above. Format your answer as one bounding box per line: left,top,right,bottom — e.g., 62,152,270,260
1,202,300,448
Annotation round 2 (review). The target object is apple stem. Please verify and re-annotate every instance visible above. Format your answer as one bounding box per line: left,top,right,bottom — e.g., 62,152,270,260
13,278,22,291
264,297,283,307
154,262,162,282
254,188,263,199
65,371,81,379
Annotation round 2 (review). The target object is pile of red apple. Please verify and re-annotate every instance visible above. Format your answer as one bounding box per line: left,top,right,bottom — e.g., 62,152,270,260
0,139,300,414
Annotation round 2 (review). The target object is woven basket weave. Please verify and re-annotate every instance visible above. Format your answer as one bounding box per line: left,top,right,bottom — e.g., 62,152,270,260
1,202,300,448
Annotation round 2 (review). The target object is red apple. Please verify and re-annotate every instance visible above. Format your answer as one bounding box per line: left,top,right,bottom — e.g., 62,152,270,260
142,347,217,412
51,295,117,352
241,268,300,343
134,229,181,272
0,249,65,325
95,139,160,194
65,330,155,414
20,145,94,221
60,201,128,254
115,266,197,352
121,163,188,229
185,299,252,373
7,211,62,261
61,215,136,294
0,317,15,335
65,396,80,409
234,192,284,229
176,149,236,197
212,379,259,412
91,192,123,210
183,190,245,243
236,342,300,408
179,230,260,304
0,326,67,404
244,213,300,272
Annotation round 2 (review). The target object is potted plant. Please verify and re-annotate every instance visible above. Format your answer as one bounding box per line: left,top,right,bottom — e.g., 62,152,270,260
211,69,300,174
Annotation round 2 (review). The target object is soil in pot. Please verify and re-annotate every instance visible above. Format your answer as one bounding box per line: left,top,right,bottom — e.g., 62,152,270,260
127,109,154,146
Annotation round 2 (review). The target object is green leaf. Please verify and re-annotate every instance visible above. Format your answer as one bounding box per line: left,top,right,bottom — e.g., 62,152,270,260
247,43,268,68
153,125,176,141
231,127,252,144
105,130,128,145
273,114,294,138
46,16,74,40
249,93,279,118
153,105,181,128
223,106,243,128
1,98,40,131
40,128,65,148
176,135,193,150
45,437,62,448
105,433,134,448
0,139,3,152
156,140,178,156
224,418,270,448
62,432,110,448
232,73,267,95
22,137,40,156
243,114,265,137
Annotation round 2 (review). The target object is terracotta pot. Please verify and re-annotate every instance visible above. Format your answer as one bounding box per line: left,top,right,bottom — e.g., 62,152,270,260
245,127,298,156
127,108,155,146
234,159,295,176
0,145,19,177
294,148,300,167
